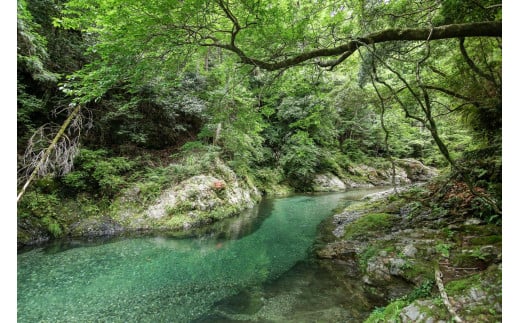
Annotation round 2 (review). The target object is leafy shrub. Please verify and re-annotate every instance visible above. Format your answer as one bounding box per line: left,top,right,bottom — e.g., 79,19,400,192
62,149,135,197
404,279,434,302
279,131,320,189
435,243,452,258
180,140,208,153
18,191,63,237
364,300,408,323
18,191,59,219
41,216,62,237
253,167,285,188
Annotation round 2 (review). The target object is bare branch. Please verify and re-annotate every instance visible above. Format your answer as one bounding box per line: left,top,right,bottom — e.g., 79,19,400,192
435,264,464,323
422,85,479,103
17,104,86,203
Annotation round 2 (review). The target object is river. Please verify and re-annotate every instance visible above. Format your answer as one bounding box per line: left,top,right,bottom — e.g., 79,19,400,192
17,187,389,322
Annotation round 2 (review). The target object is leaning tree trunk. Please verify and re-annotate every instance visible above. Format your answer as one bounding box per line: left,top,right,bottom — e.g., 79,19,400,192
17,104,82,203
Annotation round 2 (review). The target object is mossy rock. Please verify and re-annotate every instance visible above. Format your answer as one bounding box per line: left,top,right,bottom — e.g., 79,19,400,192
398,299,450,322
69,216,124,237
400,259,435,283
364,300,408,323
468,235,501,245
343,213,398,240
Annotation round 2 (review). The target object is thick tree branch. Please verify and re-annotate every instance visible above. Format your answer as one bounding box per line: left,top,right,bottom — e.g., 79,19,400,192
216,0,241,46
422,85,478,103
216,21,501,70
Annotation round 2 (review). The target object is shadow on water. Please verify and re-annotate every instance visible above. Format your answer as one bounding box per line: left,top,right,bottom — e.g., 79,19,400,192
196,258,376,322
17,187,392,323
19,200,275,256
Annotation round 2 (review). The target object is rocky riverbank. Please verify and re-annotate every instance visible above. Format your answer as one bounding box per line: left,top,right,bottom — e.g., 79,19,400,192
311,158,438,192
316,181,502,322
17,157,438,248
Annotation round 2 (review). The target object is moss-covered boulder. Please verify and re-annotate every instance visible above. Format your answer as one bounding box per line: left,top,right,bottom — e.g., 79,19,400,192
312,172,347,192
112,158,261,231
396,159,439,182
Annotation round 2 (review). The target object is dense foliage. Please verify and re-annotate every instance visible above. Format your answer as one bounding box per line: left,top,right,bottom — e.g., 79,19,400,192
17,0,501,237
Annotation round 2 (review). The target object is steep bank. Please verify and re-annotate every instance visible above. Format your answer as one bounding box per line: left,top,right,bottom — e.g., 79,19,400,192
317,180,502,322
18,153,262,246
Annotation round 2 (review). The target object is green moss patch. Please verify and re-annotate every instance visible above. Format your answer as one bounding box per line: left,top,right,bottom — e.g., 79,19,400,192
401,260,435,282
446,273,483,294
364,300,408,323
469,235,501,245
343,213,396,240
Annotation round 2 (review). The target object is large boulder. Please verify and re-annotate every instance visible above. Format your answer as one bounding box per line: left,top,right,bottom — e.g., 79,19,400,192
145,174,260,219
110,158,261,231
312,173,347,192
396,159,438,182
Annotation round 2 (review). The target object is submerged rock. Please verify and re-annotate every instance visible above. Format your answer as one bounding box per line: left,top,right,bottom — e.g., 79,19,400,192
69,216,124,238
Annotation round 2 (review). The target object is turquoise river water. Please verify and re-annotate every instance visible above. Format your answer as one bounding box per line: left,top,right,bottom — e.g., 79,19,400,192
18,188,388,322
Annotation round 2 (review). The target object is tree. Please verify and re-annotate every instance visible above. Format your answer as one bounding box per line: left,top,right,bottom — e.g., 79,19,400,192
49,1,502,199
56,0,500,96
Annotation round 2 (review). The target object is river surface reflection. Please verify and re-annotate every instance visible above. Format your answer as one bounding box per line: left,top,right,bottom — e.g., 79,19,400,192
18,187,390,322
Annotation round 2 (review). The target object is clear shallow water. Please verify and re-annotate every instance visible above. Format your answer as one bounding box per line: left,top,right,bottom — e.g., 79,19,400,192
18,188,388,322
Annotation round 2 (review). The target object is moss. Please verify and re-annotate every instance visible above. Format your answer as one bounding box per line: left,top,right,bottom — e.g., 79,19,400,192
412,300,450,321
446,273,483,293
166,201,196,215
164,213,195,229
208,205,241,220
341,198,385,213
364,300,408,323
401,260,435,282
160,204,242,230
359,245,379,272
443,266,502,321
469,235,501,245
343,213,396,240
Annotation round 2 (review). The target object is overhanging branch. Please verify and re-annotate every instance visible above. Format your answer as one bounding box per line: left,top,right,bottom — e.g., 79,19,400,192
219,21,501,71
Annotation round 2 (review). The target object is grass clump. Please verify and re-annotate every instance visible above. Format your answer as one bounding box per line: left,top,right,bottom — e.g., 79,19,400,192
364,300,408,323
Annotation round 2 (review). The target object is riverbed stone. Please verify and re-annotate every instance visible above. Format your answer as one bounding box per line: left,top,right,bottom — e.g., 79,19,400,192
401,303,422,321
402,244,418,258
69,216,124,237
